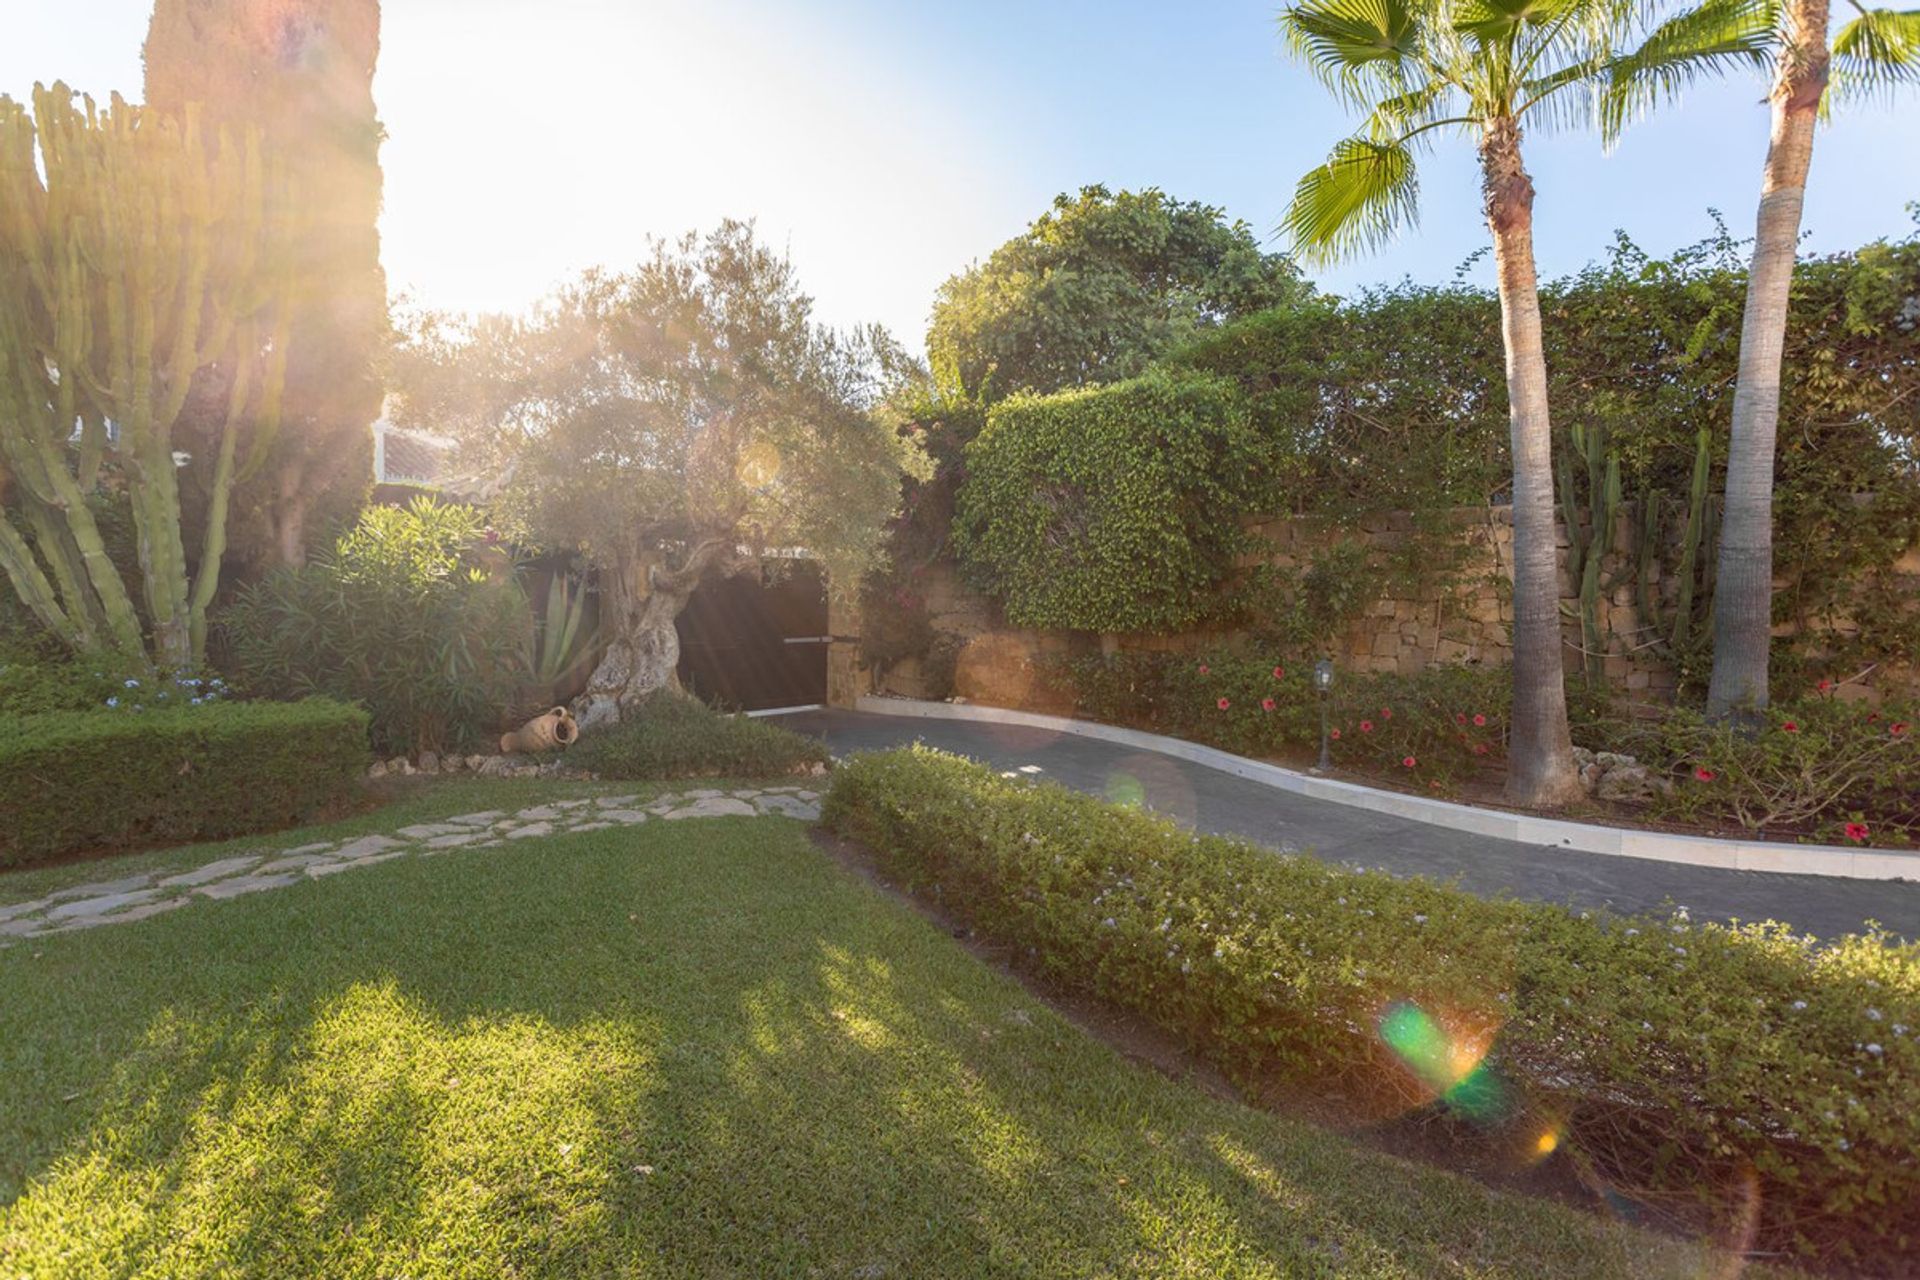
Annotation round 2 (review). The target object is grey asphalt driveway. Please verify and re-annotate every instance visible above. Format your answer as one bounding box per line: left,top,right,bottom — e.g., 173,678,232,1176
779,708,1920,942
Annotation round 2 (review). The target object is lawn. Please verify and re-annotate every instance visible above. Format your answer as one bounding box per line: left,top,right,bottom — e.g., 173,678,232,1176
0,814,1753,1277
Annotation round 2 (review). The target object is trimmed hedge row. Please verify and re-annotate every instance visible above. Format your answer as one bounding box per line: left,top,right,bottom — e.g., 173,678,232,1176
0,698,370,868
824,747,1920,1267
568,692,828,780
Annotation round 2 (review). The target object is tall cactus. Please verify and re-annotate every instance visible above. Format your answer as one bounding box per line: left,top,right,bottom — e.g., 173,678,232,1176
1557,420,1621,687
1669,427,1712,651
1630,427,1715,656
0,84,299,668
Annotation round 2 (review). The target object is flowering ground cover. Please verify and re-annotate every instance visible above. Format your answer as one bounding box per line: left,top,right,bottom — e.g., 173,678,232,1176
0,804,1763,1277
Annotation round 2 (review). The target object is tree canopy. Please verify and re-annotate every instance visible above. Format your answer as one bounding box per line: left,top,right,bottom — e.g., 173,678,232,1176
927,185,1313,403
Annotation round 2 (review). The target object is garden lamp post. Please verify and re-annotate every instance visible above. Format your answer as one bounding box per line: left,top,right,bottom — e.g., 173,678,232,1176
1314,659,1335,773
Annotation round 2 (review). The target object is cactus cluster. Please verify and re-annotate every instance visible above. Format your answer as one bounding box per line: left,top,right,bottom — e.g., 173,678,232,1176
0,84,300,668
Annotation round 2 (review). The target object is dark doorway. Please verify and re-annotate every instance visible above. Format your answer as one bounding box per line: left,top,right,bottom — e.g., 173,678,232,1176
676,560,828,710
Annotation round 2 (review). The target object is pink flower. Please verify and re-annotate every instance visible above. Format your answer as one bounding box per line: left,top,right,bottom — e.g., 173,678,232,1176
1892,722,1910,737
1844,822,1870,843
1359,720,1374,733
1781,721,1800,734
1817,678,1834,693
1198,664,1209,675
1472,743,1490,756
1694,767,1716,782
1456,713,1468,726
1381,707,1393,720
1402,755,1417,768
1472,714,1487,728
1330,728,1342,740
1217,697,1230,711
1272,666,1285,679
1261,697,1276,712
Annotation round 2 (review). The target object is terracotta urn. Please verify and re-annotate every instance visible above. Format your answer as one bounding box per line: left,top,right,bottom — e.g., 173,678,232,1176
500,706,579,754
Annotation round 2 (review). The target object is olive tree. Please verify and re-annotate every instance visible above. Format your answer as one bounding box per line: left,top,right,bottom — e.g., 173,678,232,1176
395,221,926,727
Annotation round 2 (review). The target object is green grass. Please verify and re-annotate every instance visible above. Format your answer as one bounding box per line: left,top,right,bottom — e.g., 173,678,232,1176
0,817,1755,1277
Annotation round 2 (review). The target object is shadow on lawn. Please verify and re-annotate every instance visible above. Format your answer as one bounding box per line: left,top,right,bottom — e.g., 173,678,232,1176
0,828,1705,1277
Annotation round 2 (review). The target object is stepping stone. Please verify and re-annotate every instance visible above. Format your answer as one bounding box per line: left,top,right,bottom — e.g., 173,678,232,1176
425,832,484,849
552,799,594,810
504,822,554,839
396,822,471,840
158,856,265,889
569,821,613,833
681,789,724,800
281,842,337,857
198,873,300,899
755,796,821,820
446,811,506,827
0,898,55,923
598,810,649,825
729,789,765,799
46,889,161,921
333,835,404,861
256,853,339,874
594,795,641,809
47,874,153,903
514,805,564,821
662,797,758,820
0,917,49,937
57,898,191,930
307,852,408,877
793,791,820,803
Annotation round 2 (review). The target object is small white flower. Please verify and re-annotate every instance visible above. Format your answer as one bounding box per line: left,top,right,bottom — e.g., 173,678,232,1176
1866,1043,1884,1056
1102,917,1116,929
1624,928,1639,937
1792,1000,1808,1011
1866,1008,1882,1021
105,696,118,708
1413,914,1428,925
124,677,140,688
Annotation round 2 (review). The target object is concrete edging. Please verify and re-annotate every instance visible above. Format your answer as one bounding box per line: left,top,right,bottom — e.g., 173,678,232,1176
849,695,1920,882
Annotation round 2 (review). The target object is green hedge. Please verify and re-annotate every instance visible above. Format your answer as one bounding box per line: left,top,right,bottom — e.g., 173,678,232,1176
569,693,827,780
0,698,370,868
954,370,1266,633
824,747,1920,1267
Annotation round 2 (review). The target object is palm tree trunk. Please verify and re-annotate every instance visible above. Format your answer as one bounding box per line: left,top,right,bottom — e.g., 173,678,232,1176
1481,117,1584,808
1706,0,1829,718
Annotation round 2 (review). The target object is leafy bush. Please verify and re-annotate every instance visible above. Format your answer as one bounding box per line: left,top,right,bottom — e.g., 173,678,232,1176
954,371,1266,632
222,498,529,756
570,693,827,780
0,698,368,868
1644,697,1919,843
824,747,1920,1267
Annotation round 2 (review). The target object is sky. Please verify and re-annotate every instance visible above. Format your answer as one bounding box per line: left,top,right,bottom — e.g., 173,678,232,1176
7,0,1917,355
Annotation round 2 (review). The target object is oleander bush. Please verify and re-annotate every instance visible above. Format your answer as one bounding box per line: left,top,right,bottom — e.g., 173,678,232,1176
223,498,529,756
569,692,828,780
1640,697,1920,845
0,697,369,868
823,746,1920,1267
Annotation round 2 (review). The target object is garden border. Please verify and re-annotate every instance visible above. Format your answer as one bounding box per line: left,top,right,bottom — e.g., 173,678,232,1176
842,695,1920,881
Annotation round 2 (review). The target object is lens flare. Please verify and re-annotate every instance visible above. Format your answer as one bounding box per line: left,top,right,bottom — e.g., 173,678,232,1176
1534,1130,1558,1156
1104,772,1146,808
1378,1000,1507,1121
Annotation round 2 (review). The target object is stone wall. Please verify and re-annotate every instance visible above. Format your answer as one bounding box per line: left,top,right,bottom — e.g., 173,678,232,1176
858,504,1919,711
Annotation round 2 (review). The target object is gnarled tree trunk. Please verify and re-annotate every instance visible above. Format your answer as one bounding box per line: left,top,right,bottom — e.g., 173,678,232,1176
1481,116,1584,809
572,538,742,729
1706,0,1829,718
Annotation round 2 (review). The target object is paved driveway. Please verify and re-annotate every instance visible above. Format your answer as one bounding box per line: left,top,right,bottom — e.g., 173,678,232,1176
780,709,1920,942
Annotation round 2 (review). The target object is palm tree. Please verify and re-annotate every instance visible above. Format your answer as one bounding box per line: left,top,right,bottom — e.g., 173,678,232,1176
1608,0,1919,716
1277,0,1725,806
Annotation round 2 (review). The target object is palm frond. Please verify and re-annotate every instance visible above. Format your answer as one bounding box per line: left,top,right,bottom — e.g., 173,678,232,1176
1454,0,1582,46
1597,0,1779,142
1280,136,1422,265
1830,8,1920,105
1280,0,1423,104
1367,80,1458,138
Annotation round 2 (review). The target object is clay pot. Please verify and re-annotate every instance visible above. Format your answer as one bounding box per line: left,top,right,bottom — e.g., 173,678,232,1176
500,706,579,754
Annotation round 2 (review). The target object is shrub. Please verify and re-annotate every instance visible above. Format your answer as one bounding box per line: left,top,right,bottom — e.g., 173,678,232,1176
222,498,529,756
824,747,1920,1267
0,698,369,868
1645,697,1920,843
954,371,1266,633
569,693,827,780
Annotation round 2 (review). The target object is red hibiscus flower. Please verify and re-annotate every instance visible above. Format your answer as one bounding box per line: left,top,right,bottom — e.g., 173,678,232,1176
1473,743,1490,756
1216,697,1230,711
1694,767,1716,782
1844,822,1870,843
1892,722,1910,737
1817,678,1833,693
1198,664,1209,675
1330,728,1342,740
1381,707,1393,720
1472,713,1487,728
1867,711,1881,724
1456,713,1468,726
1261,697,1276,712
1402,755,1417,768
1359,720,1374,733
1781,721,1800,733
1272,666,1285,679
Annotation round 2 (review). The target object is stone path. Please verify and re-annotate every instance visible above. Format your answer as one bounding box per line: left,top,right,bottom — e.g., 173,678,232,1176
0,786,820,943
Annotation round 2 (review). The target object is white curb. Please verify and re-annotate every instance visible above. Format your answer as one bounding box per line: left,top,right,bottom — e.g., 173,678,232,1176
847,696,1920,883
